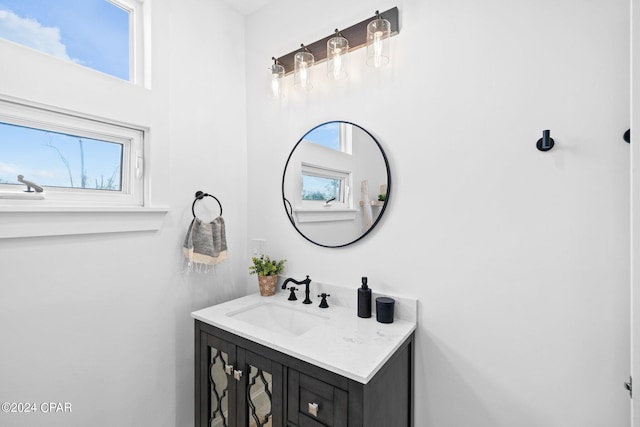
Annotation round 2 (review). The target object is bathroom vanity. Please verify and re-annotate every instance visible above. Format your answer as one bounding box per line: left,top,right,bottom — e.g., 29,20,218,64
192,288,416,427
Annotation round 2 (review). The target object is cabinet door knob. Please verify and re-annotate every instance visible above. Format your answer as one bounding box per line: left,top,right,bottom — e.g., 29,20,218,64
224,365,234,375
308,402,319,417
233,370,243,381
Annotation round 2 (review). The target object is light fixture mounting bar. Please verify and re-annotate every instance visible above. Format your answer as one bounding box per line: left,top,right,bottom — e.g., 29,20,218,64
275,7,399,75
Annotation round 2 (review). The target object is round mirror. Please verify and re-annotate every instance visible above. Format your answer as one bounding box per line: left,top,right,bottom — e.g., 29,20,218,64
282,121,391,248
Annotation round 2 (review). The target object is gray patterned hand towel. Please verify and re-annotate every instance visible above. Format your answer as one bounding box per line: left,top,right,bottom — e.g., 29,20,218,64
183,216,228,266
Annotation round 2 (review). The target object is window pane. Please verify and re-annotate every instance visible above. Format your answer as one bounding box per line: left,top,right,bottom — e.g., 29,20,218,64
302,175,340,201
305,123,341,151
0,0,130,80
0,122,123,191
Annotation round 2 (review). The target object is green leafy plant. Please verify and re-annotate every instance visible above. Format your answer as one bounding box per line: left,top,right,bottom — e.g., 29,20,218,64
249,256,287,277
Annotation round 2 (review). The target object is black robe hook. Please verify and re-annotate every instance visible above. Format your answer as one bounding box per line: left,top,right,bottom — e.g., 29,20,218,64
536,129,555,152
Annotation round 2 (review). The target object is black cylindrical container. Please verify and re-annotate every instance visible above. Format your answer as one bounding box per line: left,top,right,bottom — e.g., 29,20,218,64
357,277,371,318
376,297,395,323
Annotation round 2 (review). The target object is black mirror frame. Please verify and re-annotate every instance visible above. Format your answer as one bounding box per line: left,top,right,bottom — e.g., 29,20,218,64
281,121,391,248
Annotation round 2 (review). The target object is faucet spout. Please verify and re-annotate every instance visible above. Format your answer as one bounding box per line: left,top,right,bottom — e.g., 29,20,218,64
282,275,312,304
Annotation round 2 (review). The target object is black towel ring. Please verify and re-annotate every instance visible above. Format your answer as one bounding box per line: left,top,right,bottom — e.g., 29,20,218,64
192,191,222,218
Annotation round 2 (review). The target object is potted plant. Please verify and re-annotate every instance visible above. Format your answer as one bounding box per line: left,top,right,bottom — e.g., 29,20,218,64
249,255,287,296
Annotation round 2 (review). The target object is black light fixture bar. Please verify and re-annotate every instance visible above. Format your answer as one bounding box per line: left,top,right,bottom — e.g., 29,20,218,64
274,7,400,75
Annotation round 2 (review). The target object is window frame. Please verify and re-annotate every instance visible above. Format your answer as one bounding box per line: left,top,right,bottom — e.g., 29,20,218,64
0,97,145,208
300,163,351,209
109,0,148,86
0,0,148,85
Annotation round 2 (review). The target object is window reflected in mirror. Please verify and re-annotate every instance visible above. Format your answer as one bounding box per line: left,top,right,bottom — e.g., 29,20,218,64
304,122,352,154
282,121,390,248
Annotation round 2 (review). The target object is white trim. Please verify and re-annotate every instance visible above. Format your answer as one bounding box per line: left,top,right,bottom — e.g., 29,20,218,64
293,208,358,223
0,207,168,239
339,122,353,154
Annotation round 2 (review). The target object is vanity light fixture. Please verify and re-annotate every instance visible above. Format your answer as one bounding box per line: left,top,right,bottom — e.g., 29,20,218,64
294,44,314,90
268,7,399,94
366,11,391,68
327,29,349,80
270,57,285,98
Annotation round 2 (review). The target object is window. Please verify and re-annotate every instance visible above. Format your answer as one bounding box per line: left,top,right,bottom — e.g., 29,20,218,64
0,0,145,82
0,98,144,207
302,175,340,201
0,123,124,192
301,164,350,208
304,122,352,154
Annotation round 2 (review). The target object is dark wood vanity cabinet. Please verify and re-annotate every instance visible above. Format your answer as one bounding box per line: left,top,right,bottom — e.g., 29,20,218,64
195,320,414,427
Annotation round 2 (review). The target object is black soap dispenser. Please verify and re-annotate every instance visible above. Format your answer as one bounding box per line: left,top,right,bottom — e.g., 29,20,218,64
358,277,372,318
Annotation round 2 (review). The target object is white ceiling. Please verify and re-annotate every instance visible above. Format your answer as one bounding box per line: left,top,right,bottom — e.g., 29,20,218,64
221,0,274,16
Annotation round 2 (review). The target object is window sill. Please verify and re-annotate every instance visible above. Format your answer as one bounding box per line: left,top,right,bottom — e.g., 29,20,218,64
294,207,358,223
0,206,169,239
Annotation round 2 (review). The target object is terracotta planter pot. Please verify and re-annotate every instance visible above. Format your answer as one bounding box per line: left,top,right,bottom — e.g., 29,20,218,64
257,275,278,296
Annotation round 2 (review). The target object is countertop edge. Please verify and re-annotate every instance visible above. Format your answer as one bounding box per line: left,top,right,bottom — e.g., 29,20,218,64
191,291,418,384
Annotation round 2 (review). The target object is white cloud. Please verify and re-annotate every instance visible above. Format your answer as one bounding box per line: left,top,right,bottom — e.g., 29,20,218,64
0,9,71,60
0,162,20,175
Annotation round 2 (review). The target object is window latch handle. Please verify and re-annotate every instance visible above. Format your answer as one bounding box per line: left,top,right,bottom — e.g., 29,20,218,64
17,175,44,193
135,156,143,179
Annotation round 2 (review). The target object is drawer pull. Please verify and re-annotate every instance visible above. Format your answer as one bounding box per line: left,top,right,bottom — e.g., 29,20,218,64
233,370,243,381
224,365,234,375
308,402,319,417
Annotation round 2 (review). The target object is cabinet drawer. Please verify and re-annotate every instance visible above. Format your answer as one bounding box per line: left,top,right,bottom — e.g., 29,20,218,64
288,371,347,427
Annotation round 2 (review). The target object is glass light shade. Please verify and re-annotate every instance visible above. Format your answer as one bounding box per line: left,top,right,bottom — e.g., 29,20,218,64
270,62,285,98
327,36,349,80
294,51,314,90
366,17,391,68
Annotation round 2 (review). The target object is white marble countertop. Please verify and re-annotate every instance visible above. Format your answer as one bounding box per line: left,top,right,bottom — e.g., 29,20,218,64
191,284,417,384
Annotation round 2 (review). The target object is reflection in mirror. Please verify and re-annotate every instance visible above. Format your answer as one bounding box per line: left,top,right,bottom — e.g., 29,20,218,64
282,121,390,248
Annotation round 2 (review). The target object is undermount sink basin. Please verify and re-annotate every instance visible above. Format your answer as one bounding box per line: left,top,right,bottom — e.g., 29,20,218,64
226,301,329,337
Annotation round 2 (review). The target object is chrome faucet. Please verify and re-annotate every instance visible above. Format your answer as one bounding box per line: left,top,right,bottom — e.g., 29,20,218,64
282,275,312,304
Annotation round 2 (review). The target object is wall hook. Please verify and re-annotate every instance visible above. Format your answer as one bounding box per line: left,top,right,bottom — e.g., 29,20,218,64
536,129,555,152
624,129,630,143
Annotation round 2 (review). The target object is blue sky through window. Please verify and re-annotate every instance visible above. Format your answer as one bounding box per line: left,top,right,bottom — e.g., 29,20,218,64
0,122,123,190
302,174,339,201
305,123,341,151
0,0,130,80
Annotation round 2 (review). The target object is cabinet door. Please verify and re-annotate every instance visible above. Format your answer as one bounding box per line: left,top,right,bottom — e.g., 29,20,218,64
236,348,284,427
196,331,238,427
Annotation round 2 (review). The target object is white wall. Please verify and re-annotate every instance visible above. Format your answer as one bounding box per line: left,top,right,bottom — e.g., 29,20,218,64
245,0,630,425
0,0,247,426
633,0,640,424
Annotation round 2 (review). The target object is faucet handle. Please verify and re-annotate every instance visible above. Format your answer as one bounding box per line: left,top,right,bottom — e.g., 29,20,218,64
318,293,330,308
288,287,298,301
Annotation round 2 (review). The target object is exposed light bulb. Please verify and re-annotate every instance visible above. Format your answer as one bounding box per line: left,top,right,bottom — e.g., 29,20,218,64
299,62,308,87
269,60,284,98
372,31,384,68
366,14,390,68
327,34,349,80
294,50,314,90
271,74,281,97
332,53,342,80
